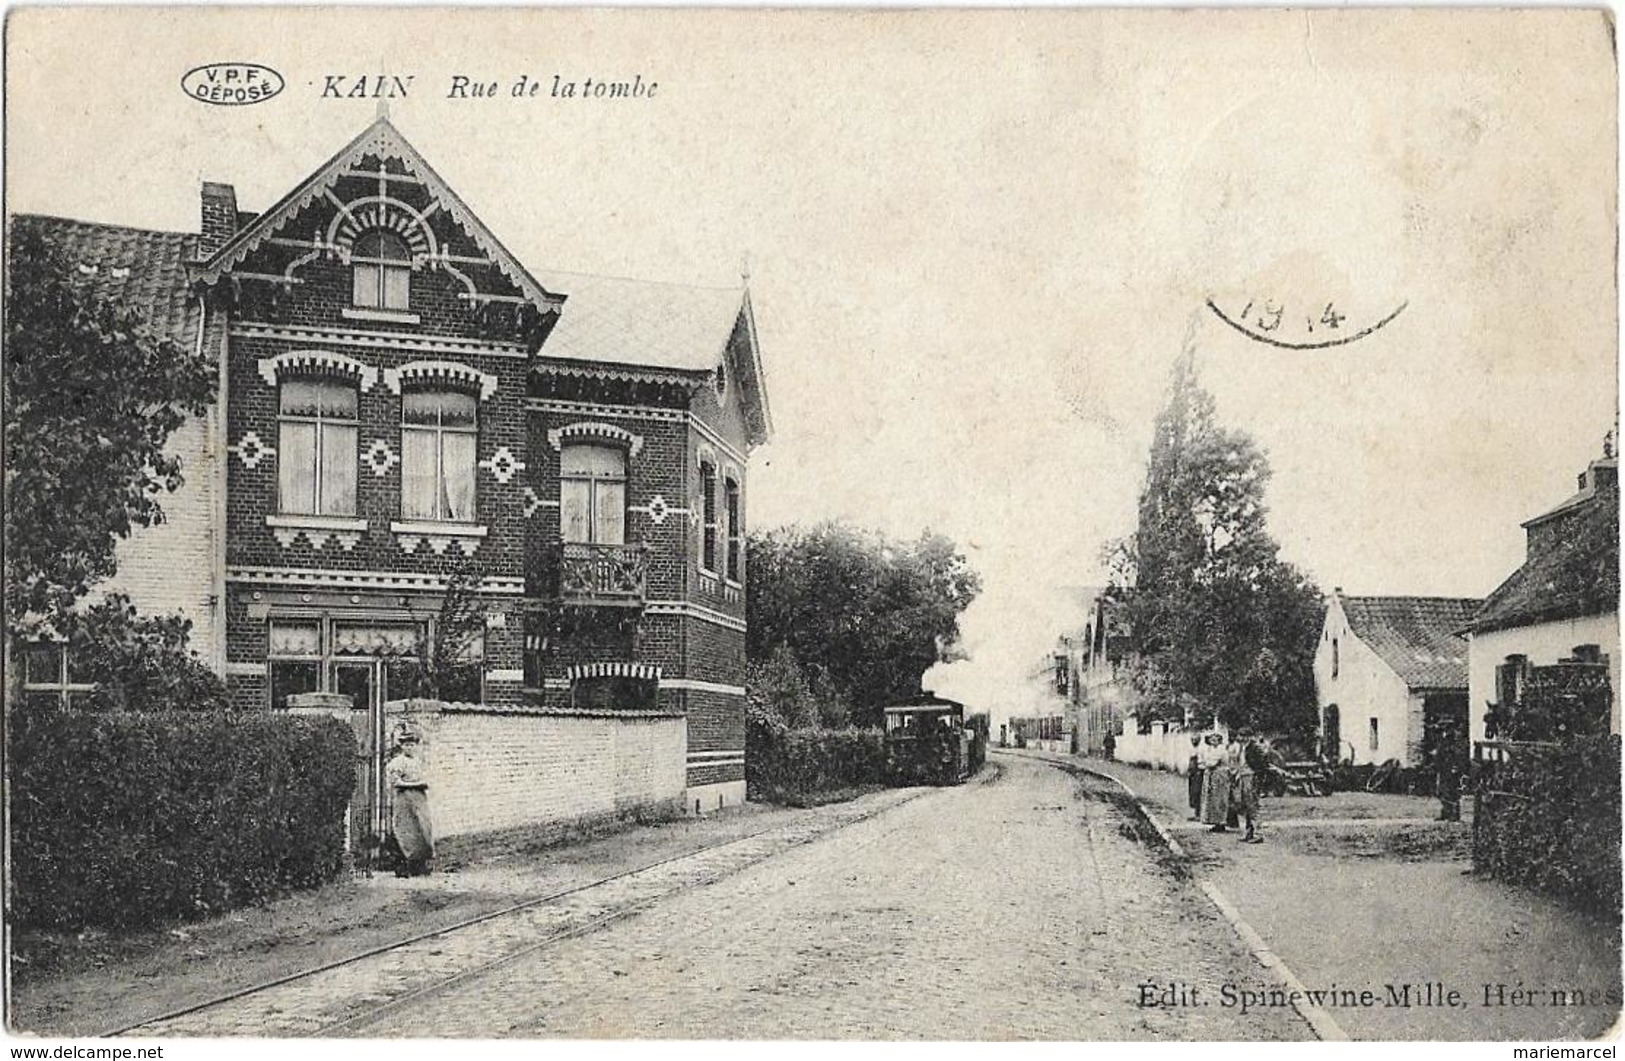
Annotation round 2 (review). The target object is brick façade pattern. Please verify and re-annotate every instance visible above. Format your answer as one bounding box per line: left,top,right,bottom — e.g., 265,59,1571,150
68,119,766,817
217,151,538,710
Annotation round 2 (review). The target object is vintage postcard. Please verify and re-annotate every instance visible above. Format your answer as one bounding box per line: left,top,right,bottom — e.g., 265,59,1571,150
3,6,1619,1047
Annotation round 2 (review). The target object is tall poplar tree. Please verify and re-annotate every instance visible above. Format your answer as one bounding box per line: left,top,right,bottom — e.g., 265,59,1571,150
1109,349,1322,736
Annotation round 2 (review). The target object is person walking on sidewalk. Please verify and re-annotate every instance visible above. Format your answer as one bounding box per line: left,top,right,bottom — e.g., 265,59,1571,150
1199,732,1232,831
1187,733,1204,820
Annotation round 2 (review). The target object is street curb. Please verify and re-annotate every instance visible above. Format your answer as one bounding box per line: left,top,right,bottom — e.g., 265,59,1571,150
1069,758,1352,1043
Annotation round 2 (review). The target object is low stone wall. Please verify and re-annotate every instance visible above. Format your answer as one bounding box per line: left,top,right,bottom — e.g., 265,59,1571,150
389,700,687,841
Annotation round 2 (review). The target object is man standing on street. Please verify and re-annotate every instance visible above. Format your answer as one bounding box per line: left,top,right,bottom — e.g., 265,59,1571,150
1238,735,1268,843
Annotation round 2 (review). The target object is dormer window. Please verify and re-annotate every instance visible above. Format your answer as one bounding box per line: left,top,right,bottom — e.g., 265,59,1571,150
352,230,411,310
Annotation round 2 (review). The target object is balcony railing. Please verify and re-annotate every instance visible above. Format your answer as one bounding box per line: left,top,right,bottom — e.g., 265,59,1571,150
550,541,649,606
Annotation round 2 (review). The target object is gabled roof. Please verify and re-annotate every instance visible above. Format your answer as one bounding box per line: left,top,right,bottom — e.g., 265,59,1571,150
1469,495,1618,634
10,215,200,346
1338,595,1480,691
530,268,743,371
192,116,562,316
530,268,773,447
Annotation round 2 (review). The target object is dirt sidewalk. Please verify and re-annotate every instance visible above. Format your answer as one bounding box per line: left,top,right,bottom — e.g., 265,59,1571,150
1071,752,1622,1040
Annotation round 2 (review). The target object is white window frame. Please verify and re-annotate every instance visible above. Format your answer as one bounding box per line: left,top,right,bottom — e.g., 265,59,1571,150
278,377,359,517
400,387,479,523
352,230,412,311
560,443,628,546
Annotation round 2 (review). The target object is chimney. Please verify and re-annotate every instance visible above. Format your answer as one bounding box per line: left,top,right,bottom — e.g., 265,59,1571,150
1591,460,1617,497
200,182,239,258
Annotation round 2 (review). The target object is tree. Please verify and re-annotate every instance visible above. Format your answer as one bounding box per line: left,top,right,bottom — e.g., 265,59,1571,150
744,644,850,730
1108,349,1322,737
411,565,486,702
4,225,217,632
746,521,981,727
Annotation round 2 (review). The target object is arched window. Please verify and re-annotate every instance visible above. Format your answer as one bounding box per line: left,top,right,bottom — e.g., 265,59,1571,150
401,388,477,522
560,444,626,545
352,230,411,310
278,378,358,515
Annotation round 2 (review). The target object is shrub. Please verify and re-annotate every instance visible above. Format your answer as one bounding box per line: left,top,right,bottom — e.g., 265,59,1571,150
9,709,355,929
745,714,885,804
1473,735,1621,918
64,594,228,712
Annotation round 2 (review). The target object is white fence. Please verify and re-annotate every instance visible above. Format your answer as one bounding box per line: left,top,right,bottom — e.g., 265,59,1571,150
1114,718,1226,774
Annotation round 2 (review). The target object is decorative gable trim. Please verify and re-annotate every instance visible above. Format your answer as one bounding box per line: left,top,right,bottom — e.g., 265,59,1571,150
383,360,498,400
194,116,563,317
547,421,645,458
735,292,774,447
257,349,378,391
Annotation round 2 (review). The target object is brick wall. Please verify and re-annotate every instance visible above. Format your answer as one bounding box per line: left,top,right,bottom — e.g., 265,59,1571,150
108,415,223,667
685,687,746,756
417,707,686,838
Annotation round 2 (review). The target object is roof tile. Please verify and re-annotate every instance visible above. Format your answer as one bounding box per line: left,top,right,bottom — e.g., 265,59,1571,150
1340,596,1481,690
11,215,199,346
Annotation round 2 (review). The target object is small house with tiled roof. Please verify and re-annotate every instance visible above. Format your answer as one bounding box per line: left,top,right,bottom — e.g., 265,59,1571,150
1465,453,1619,746
1313,591,1481,767
11,115,772,841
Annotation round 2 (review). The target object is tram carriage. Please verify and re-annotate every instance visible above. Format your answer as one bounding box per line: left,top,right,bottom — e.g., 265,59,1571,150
883,693,984,785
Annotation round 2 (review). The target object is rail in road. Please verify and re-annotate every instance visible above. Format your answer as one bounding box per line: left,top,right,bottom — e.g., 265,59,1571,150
107,779,986,1038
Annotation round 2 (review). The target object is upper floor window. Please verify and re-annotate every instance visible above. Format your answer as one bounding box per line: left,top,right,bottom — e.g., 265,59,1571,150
352,230,411,311
401,388,477,522
279,378,358,516
699,460,718,572
724,476,742,581
561,443,626,546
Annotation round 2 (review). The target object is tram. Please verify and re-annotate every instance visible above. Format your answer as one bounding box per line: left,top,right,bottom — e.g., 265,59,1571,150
882,692,986,785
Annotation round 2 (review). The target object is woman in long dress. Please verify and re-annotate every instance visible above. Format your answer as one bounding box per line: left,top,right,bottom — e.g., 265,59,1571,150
1199,733,1232,831
386,734,434,877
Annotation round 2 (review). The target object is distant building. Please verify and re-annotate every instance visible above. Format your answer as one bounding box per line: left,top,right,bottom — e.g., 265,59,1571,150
1051,587,1134,755
1313,591,1480,767
1464,453,1619,746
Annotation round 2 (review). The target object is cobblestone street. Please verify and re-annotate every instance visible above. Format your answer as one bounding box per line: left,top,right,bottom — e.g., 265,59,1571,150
367,755,1305,1039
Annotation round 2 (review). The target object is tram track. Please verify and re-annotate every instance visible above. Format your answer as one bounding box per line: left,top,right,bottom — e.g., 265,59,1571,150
104,785,953,1038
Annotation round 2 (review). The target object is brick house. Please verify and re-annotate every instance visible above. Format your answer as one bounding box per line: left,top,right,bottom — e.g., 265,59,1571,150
13,115,771,814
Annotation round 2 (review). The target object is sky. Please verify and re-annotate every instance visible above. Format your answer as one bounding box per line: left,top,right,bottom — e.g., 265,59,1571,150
7,8,1618,722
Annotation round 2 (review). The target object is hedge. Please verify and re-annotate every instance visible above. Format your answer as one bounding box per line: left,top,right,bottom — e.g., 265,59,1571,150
1472,734,1621,918
9,710,356,929
746,719,886,804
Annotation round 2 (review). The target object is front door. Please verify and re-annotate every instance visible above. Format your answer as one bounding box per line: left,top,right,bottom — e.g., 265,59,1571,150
1322,704,1341,764
334,659,392,869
